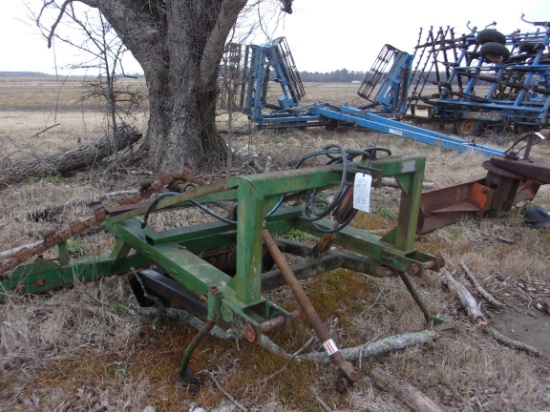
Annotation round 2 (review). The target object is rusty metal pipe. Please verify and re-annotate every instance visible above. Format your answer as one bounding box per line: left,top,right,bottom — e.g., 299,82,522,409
171,181,235,212
257,311,299,334
262,229,358,386
258,314,286,334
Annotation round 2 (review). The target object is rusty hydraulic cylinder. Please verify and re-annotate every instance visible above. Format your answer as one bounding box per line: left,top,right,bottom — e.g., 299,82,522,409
262,229,358,387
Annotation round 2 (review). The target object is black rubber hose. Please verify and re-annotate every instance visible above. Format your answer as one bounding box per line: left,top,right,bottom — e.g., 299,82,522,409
141,192,179,228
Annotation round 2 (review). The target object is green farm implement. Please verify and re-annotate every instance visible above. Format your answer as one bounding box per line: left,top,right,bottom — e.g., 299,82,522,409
1,146,444,388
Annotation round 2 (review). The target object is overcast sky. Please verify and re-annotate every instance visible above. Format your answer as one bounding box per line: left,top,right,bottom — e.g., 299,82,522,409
1,0,548,75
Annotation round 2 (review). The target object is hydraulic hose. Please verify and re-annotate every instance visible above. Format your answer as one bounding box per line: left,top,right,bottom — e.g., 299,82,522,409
141,192,179,228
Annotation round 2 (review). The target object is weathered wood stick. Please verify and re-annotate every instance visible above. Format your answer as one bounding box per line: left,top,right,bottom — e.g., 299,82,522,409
128,305,291,357
441,269,541,355
199,371,248,412
0,241,42,259
32,123,61,138
371,366,447,412
298,330,440,363
128,305,234,340
129,306,442,364
0,124,142,186
485,326,541,356
441,268,488,327
460,261,505,309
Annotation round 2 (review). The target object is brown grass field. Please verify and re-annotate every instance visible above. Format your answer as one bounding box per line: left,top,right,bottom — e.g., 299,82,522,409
1,77,550,412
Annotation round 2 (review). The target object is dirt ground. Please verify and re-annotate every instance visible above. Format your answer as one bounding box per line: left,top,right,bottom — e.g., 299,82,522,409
1,79,550,412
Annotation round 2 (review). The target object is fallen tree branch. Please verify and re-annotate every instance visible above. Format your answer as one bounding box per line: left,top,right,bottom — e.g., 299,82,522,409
441,268,541,356
32,123,61,138
0,241,42,259
371,366,447,412
460,260,505,309
0,124,142,186
259,336,315,384
128,305,291,357
312,390,333,412
484,326,541,356
496,236,514,244
128,305,233,340
128,306,444,363
441,268,488,327
199,371,248,412
298,330,440,363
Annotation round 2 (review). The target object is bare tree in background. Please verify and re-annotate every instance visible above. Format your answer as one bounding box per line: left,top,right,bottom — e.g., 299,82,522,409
37,4,142,169
34,0,293,174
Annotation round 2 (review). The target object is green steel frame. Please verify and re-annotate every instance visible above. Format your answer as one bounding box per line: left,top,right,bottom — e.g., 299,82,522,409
1,153,444,383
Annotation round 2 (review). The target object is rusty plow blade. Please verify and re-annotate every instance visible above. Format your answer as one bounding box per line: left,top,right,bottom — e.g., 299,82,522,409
417,154,550,234
417,180,493,235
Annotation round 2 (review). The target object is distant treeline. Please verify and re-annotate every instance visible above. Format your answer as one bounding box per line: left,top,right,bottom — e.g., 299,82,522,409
0,71,54,77
297,69,466,85
2,69,366,83
298,69,366,83
0,71,145,78
1,69,451,86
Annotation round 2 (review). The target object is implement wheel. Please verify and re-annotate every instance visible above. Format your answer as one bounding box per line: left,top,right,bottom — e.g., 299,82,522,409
480,42,510,62
514,124,534,135
476,29,506,45
456,119,483,137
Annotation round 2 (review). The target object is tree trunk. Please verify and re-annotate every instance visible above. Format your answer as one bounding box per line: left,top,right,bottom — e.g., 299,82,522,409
0,124,142,186
74,0,248,173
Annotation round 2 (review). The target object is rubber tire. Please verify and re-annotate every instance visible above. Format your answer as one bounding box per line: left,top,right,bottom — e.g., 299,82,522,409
522,206,550,228
480,42,510,62
476,29,506,46
456,119,483,137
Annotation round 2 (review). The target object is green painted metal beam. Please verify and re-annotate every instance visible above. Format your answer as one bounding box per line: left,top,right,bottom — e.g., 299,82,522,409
0,252,149,300
288,216,441,277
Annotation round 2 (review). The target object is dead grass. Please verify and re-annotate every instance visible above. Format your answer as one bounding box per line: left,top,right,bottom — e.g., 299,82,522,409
1,78,550,411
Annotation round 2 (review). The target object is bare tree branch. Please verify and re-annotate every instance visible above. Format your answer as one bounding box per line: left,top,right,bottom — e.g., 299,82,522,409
46,0,73,47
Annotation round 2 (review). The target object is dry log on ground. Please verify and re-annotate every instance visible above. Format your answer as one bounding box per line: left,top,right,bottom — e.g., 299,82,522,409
441,268,541,356
0,241,42,259
460,260,505,309
128,306,442,362
484,327,541,356
128,305,294,356
298,330,440,363
371,366,447,412
441,268,488,327
128,305,234,341
0,124,142,186
199,371,248,412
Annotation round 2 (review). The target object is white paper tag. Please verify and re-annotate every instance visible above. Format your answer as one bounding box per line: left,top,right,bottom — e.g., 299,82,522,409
323,339,339,355
353,173,372,212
